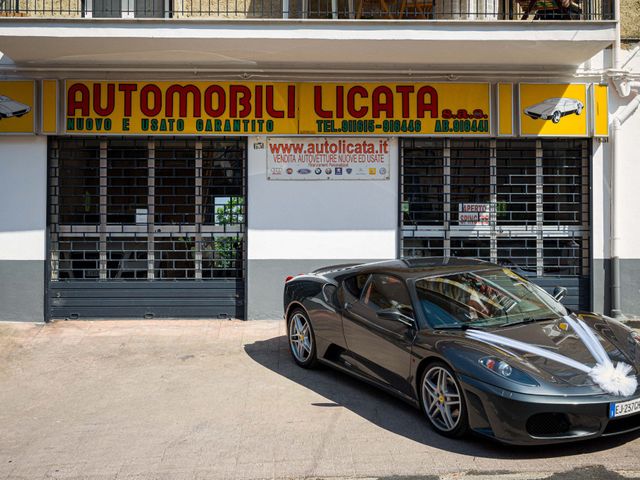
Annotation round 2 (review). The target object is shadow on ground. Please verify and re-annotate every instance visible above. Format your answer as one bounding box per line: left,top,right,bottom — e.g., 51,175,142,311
244,335,639,460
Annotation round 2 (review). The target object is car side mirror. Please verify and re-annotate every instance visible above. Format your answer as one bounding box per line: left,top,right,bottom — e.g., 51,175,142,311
553,286,568,302
377,308,415,328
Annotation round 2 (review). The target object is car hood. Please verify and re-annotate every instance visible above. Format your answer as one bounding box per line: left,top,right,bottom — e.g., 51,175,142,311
430,313,640,394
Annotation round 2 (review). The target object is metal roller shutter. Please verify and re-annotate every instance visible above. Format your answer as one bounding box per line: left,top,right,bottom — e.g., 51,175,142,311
47,137,246,319
400,138,591,311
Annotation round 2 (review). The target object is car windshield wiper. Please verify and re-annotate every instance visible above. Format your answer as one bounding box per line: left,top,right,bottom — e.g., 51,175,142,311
506,315,558,326
434,324,478,331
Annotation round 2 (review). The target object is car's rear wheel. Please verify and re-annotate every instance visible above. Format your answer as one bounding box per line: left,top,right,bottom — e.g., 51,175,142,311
420,362,469,438
287,309,318,368
551,111,561,123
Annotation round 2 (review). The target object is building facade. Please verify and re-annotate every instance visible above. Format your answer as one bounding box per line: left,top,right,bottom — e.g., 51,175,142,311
0,0,638,321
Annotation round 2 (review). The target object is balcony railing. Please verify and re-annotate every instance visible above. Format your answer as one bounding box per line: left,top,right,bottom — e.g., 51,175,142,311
0,0,614,20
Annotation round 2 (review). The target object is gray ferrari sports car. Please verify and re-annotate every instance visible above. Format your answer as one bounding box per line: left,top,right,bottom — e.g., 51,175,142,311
283,258,640,445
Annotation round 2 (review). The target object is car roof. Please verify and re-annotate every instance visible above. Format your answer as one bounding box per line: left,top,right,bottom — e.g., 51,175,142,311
327,257,499,280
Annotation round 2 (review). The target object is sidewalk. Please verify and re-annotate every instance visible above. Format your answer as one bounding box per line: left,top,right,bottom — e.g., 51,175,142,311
1,319,640,480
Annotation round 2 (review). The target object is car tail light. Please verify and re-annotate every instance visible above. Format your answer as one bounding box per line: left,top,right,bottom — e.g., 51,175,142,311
285,274,305,283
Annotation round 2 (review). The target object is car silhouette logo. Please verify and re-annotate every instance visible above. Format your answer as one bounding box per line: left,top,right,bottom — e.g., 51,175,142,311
0,95,31,119
524,97,584,124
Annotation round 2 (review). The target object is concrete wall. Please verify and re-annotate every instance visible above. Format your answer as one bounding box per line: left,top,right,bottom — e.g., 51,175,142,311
246,136,399,319
0,136,47,322
606,49,640,315
621,0,640,40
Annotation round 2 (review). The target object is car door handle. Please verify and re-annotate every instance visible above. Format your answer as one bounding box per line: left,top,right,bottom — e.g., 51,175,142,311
343,302,353,311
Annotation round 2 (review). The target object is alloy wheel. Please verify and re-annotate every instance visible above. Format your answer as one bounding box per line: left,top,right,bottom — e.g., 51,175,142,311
422,366,462,432
289,312,313,363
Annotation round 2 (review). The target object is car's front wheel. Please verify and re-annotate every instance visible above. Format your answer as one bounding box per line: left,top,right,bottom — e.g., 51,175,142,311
287,309,318,368
420,362,469,438
551,111,561,123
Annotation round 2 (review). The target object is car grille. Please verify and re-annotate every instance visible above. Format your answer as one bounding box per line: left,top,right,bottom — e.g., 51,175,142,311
526,413,571,437
603,413,640,435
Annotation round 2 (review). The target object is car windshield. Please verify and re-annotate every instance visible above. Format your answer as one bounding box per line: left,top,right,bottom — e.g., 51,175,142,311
414,268,567,329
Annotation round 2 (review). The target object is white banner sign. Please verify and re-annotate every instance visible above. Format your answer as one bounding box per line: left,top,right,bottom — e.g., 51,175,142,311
266,137,391,180
459,203,490,226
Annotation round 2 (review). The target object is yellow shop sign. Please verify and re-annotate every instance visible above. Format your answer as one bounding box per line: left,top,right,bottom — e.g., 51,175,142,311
0,81,35,134
64,80,492,136
299,82,491,135
519,83,588,137
62,80,607,137
65,81,298,135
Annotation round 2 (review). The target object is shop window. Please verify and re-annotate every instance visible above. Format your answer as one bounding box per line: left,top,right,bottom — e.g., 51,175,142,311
400,139,445,226
399,137,590,309
543,238,586,276
55,139,100,225
497,238,537,273
154,234,196,279
542,140,586,226
450,238,490,260
402,238,445,258
55,236,100,279
201,234,245,279
107,140,149,225
496,140,537,225
202,140,245,227
49,137,247,283
450,139,490,225
155,140,196,225
106,237,148,279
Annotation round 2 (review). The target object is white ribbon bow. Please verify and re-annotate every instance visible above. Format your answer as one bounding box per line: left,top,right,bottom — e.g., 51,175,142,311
466,316,638,397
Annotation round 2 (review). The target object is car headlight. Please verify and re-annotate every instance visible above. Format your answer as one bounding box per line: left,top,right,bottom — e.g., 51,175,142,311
479,357,539,386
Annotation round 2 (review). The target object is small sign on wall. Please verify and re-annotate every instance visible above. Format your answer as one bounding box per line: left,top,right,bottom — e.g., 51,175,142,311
266,137,391,180
458,203,490,225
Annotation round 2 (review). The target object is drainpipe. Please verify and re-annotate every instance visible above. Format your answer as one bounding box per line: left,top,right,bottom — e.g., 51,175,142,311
610,79,640,318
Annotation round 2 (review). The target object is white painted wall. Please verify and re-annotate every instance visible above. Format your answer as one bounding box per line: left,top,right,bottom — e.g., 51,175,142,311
0,136,47,260
247,136,398,260
611,51,640,260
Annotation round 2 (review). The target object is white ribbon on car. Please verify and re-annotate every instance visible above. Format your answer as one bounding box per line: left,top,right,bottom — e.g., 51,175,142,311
466,315,638,397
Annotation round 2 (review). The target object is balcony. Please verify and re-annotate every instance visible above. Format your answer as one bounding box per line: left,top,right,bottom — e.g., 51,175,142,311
0,0,617,73
0,0,614,20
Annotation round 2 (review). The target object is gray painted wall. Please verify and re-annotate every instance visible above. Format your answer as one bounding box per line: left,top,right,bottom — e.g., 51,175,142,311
247,259,378,320
590,258,640,317
0,260,45,322
621,259,640,316
591,258,611,315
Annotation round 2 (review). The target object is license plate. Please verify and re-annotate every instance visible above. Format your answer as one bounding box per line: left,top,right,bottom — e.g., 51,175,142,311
609,398,640,418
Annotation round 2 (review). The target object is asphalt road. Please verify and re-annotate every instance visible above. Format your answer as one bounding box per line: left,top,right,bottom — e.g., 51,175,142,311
1,319,639,480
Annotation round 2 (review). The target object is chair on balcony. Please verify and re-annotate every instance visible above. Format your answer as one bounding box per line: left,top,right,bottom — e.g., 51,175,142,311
398,0,434,18
516,0,582,19
355,0,433,18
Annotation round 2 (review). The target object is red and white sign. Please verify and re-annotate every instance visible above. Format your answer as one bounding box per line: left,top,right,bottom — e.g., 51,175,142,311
459,203,490,226
266,137,391,180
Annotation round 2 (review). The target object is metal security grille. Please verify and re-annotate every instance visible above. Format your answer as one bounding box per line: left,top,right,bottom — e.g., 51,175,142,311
48,136,246,319
400,138,590,310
